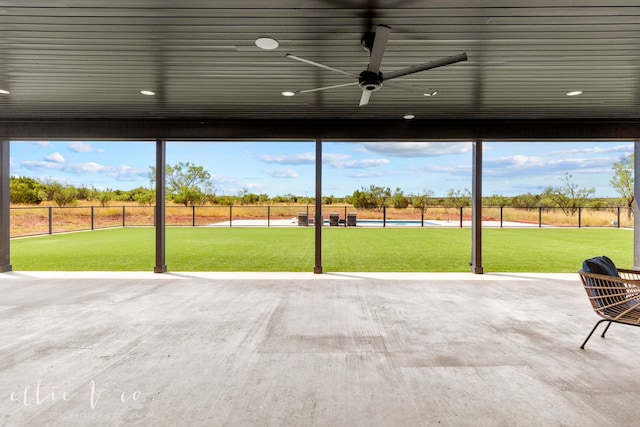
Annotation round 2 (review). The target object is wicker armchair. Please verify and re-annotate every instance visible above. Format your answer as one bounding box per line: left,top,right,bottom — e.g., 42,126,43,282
578,264,640,349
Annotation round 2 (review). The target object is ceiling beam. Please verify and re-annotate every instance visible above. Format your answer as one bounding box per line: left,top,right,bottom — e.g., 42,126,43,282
1,119,639,141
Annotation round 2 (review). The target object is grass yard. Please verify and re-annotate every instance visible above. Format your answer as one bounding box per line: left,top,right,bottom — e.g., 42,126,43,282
9,227,633,272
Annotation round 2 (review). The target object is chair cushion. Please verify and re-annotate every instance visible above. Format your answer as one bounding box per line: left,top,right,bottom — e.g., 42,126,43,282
583,255,619,278
582,256,624,310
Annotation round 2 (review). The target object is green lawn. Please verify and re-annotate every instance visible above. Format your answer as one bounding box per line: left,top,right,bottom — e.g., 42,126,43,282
9,227,633,272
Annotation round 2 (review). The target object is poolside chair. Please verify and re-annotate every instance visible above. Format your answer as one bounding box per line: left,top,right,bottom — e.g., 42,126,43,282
578,255,640,349
346,212,357,227
329,213,339,226
297,212,308,227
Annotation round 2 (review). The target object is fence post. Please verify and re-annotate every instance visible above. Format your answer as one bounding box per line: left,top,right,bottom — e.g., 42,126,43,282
459,207,463,228
618,207,621,228
421,207,424,227
48,206,53,235
192,206,195,227
268,206,271,227
500,206,503,228
578,207,582,228
344,206,347,227
383,206,386,227
539,206,542,228
91,206,94,230
229,205,233,227
122,206,125,227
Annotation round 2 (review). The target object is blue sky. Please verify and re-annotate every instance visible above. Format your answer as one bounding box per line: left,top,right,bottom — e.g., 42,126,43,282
9,140,633,198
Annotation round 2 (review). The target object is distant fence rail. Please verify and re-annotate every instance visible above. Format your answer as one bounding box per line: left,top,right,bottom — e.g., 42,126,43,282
9,205,633,238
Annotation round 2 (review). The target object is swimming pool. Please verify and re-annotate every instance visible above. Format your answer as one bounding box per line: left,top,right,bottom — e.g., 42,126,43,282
348,219,439,227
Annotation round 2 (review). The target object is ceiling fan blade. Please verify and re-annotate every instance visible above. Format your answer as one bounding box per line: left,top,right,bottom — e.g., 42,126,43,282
383,52,468,81
359,90,372,106
297,82,359,94
383,80,438,97
367,24,392,74
286,54,359,78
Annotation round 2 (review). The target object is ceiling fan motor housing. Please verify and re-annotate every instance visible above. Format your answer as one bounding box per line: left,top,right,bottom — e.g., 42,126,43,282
359,71,383,91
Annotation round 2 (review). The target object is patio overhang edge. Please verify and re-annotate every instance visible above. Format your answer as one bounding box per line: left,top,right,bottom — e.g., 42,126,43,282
1,118,640,141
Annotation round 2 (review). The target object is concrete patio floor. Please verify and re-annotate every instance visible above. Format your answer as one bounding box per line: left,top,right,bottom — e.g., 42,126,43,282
1,271,639,426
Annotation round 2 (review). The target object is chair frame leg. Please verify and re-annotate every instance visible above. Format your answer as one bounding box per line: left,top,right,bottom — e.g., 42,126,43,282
580,319,610,349
600,320,613,338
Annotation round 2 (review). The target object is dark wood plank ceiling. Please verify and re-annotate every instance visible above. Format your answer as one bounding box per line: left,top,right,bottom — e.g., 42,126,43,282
0,0,639,127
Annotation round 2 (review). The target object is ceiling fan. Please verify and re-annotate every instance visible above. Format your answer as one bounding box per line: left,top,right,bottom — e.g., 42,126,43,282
285,25,468,106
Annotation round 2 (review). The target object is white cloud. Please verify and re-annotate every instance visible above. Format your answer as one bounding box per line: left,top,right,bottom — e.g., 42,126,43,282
104,165,148,182
361,142,472,157
339,158,390,169
210,174,265,194
323,153,389,169
67,162,105,174
552,144,633,155
259,152,315,165
484,154,617,178
45,152,65,163
259,150,388,170
32,141,51,148
344,171,387,178
22,160,63,170
322,153,351,166
246,182,263,189
68,141,103,153
21,159,147,183
264,167,299,178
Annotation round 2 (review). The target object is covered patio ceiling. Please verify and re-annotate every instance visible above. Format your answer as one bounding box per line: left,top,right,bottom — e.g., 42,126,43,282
0,1,639,140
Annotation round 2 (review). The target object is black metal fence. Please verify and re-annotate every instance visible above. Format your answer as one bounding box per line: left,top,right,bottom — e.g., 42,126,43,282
9,205,632,238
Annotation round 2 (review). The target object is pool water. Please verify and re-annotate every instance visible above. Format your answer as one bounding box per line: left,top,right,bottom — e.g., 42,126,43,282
330,219,439,227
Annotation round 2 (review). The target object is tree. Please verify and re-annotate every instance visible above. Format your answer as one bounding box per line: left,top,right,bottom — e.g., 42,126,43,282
238,188,260,205
351,188,375,209
445,188,471,208
96,190,114,207
10,176,44,205
133,189,155,206
389,187,409,209
123,186,156,206
610,154,634,218
485,194,509,207
368,185,391,212
351,185,391,211
511,192,540,210
43,180,78,207
411,189,434,209
543,173,595,217
149,162,215,207
76,185,95,201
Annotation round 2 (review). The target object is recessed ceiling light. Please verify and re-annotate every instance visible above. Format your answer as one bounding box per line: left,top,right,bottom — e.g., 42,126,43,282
0,89,9,95
403,114,415,120
282,91,295,97
255,37,279,50
141,90,155,96
566,90,583,96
